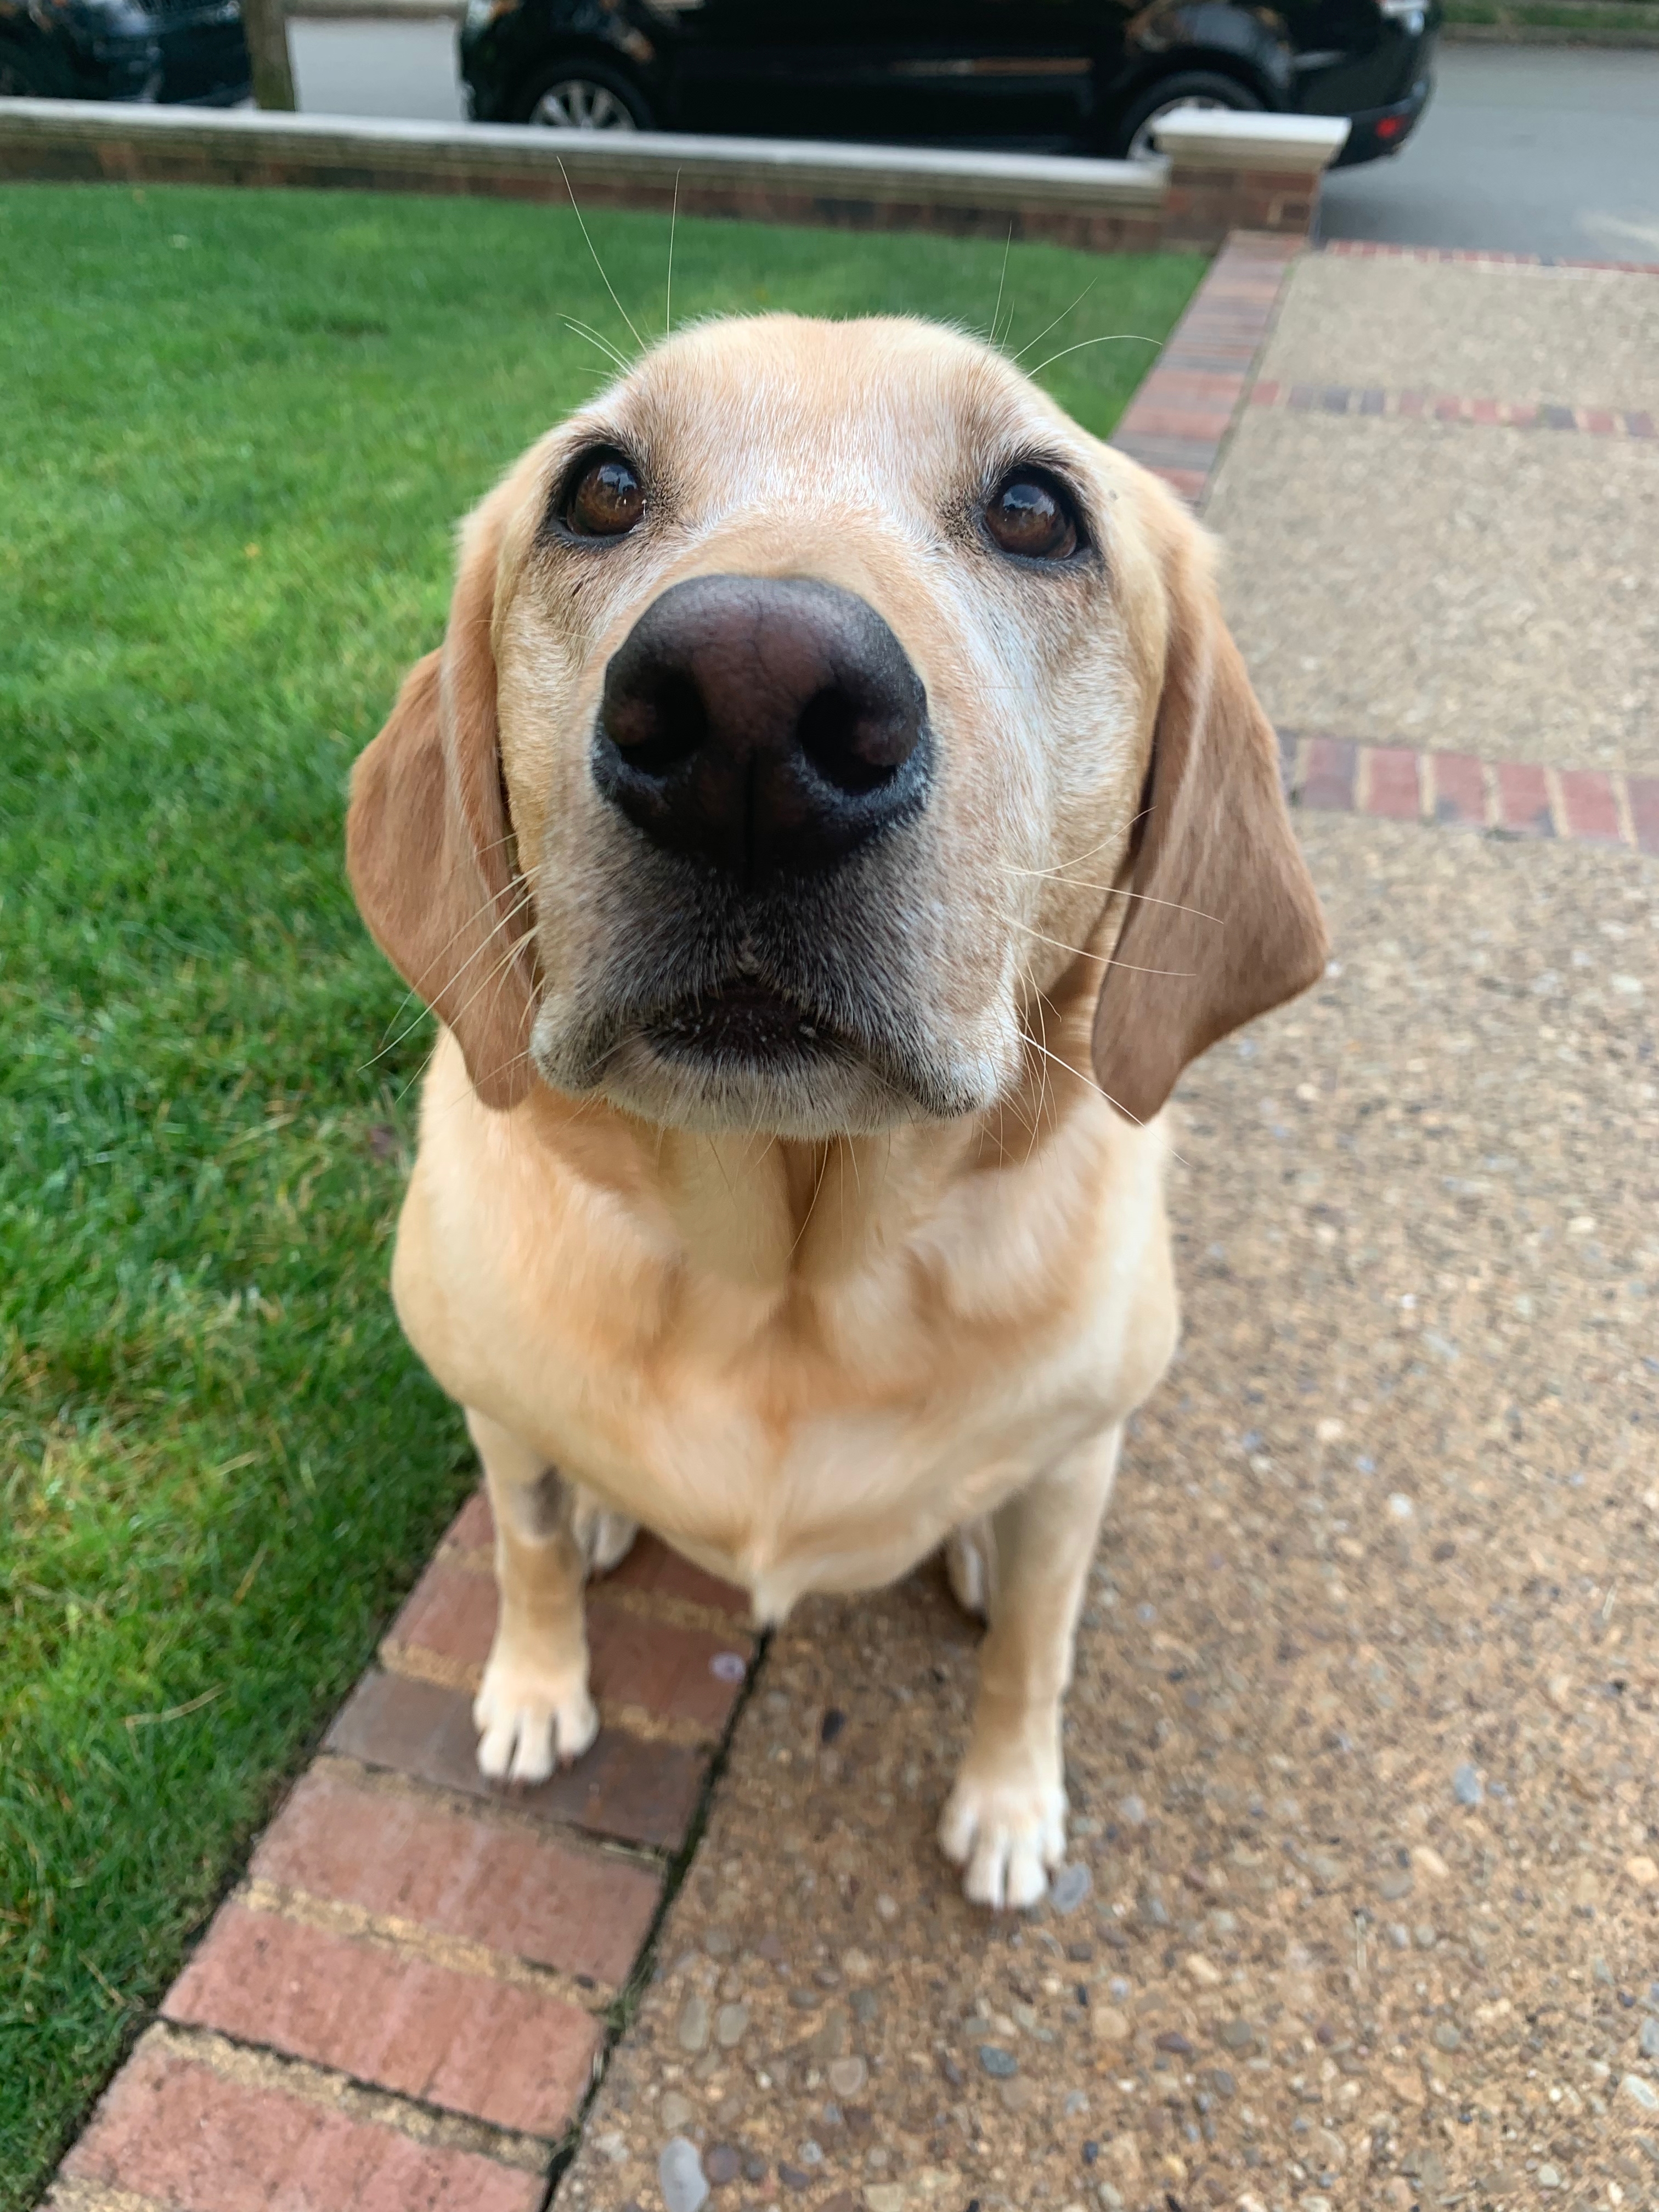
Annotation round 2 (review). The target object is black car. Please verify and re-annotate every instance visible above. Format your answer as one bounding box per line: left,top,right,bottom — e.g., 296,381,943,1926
0,0,249,105
460,0,1436,167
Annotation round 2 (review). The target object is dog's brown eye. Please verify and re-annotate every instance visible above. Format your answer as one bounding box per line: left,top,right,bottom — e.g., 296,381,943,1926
566,452,645,539
984,470,1080,562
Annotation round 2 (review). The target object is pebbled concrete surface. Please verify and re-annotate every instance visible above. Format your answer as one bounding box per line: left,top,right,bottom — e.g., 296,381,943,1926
1208,411,1659,773
557,816,1659,2210
1259,255,1659,421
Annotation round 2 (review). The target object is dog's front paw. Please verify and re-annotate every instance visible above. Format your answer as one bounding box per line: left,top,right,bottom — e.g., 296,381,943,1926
939,1760,1066,1911
473,1649,598,1784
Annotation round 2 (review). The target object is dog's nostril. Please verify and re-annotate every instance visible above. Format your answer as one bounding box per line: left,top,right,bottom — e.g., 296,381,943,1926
606,668,707,777
795,685,902,798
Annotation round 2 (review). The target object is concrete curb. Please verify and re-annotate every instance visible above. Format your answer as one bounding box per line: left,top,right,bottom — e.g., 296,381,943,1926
0,97,1164,252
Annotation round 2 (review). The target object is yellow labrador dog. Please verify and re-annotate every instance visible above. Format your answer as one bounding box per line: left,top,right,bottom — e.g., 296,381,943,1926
347,314,1325,1911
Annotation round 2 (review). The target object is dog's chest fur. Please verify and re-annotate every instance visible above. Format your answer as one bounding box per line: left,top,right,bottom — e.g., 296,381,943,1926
393,1033,1176,1620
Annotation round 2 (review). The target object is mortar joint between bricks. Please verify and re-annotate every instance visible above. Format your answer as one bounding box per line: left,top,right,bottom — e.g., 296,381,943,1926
307,1751,672,1874
139,2022,559,2176
43,2181,171,2212
1614,776,1639,849
236,1877,622,2013
1543,764,1568,840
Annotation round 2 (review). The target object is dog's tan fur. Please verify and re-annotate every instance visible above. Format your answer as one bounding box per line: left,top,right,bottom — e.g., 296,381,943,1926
347,315,1325,1909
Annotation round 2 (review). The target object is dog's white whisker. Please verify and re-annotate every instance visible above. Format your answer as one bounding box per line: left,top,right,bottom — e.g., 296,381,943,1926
557,157,645,354
1022,1028,1151,1134
1026,331,1162,381
1007,272,1102,365
428,906,540,1060
367,868,527,1056
360,886,537,1076
363,923,528,1077
997,861,1222,927
1011,918,1195,980
988,219,1014,351
787,1139,834,1259
562,317,632,376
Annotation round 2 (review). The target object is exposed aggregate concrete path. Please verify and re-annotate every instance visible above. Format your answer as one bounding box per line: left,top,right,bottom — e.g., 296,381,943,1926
1212,257,1659,775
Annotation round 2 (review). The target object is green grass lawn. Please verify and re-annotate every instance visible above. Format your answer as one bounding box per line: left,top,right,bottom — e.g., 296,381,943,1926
0,178,1201,2200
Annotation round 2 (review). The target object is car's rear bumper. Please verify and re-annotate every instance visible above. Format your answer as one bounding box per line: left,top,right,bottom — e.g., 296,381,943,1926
1334,69,1433,166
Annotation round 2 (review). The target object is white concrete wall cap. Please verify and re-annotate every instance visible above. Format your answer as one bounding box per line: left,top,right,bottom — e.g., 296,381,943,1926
0,98,1164,207
1153,105,1351,170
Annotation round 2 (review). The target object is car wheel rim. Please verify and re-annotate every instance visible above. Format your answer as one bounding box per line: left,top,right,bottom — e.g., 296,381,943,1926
531,79,636,129
1127,93,1232,163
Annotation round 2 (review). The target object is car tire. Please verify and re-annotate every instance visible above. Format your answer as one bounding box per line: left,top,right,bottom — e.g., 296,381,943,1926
1108,70,1263,163
512,57,654,132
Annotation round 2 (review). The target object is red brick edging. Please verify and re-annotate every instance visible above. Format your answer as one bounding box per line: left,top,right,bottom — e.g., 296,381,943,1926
1110,227,1298,505
1250,377,1656,439
1280,731,1659,855
52,1503,758,2210
1321,239,1659,278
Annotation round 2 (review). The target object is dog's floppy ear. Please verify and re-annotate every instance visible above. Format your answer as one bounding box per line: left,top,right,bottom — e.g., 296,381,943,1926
1091,504,1328,1126
347,488,537,1110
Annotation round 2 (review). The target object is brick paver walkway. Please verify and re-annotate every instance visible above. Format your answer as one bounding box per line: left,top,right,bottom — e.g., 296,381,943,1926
49,233,1659,2212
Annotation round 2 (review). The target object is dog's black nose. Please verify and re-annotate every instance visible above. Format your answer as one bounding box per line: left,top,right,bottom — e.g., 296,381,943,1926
594,574,929,888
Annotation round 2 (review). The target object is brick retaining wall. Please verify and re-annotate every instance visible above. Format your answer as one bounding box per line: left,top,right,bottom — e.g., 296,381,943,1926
0,98,1346,252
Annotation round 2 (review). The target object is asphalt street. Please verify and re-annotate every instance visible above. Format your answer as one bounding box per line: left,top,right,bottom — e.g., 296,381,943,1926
1319,47,1659,261
286,33,1659,263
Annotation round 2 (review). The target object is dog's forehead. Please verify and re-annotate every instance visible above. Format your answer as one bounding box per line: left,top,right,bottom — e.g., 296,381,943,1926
595,314,1077,496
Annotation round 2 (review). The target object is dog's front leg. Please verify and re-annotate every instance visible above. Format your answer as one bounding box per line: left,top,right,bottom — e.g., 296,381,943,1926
939,1424,1122,1910
467,1408,602,1784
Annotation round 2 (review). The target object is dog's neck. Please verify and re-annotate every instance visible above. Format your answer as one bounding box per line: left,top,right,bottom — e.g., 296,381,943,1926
510,972,1103,1296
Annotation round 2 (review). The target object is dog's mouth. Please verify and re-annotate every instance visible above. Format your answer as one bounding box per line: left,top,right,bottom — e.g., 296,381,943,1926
530,856,1011,1133
641,980,840,1068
